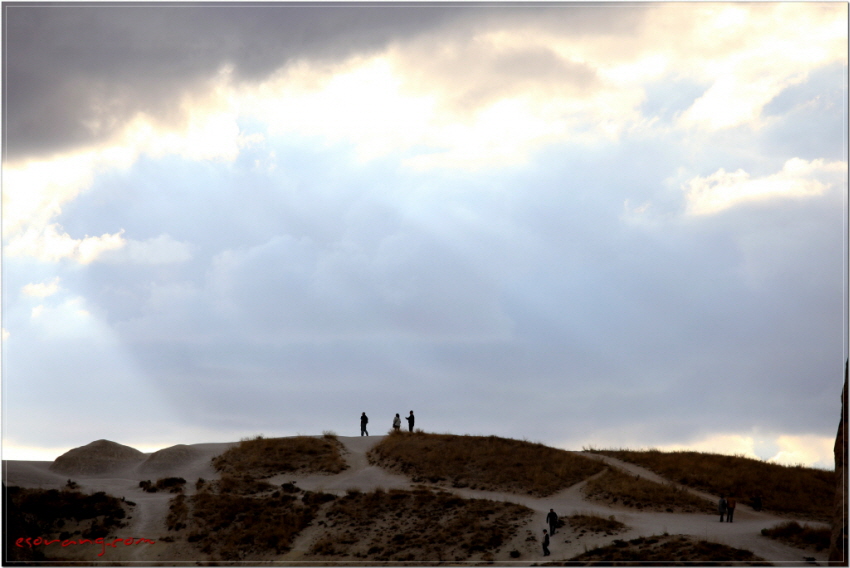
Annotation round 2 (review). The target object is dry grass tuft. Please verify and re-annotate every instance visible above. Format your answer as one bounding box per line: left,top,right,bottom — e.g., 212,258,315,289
583,467,715,513
173,467,334,560
181,491,321,559
368,431,605,497
592,449,834,520
307,487,533,562
569,534,770,565
567,512,629,535
212,435,348,478
760,521,831,552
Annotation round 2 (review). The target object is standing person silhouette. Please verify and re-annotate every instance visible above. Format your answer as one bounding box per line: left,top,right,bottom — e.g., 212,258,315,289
360,412,369,436
542,529,550,556
405,410,415,432
392,413,401,431
726,497,736,522
546,508,559,535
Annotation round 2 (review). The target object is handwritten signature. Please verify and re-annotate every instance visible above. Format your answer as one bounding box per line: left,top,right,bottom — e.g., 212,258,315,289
16,536,157,557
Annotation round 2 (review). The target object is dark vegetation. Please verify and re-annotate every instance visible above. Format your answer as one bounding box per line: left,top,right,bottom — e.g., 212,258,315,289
592,449,834,520
139,477,186,493
209,474,276,495
368,431,605,496
3,484,129,563
179,489,325,560
308,487,533,562
172,442,343,561
568,534,770,565
212,435,348,478
583,467,715,513
760,521,832,552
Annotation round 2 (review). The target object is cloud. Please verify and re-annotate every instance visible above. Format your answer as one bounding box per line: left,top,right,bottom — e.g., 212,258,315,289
2,147,133,239
100,234,193,265
7,4,843,175
667,4,847,131
769,434,836,468
651,431,835,469
2,5,468,161
683,158,846,216
1,3,845,465
5,224,126,264
21,277,61,298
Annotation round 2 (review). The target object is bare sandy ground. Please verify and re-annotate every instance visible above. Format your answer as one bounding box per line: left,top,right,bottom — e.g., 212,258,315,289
3,435,831,565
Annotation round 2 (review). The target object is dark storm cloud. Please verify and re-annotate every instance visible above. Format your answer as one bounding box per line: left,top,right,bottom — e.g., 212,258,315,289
2,3,458,160
3,3,648,161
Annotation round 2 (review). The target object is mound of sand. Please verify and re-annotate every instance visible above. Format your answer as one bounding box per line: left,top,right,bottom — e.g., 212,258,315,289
137,444,204,475
49,439,145,476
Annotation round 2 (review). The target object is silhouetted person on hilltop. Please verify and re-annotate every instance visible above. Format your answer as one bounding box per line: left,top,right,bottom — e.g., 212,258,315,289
406,410,415,432
360,412,369,436
726,497,736,522
393,413,401,431
542,529,550,556
718,496,727,522
547,508,559,535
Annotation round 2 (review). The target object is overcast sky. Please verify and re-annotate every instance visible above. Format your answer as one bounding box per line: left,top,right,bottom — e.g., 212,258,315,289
2,2,847,467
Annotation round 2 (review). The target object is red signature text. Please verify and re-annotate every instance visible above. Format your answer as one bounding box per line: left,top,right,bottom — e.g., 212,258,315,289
16,536,156,557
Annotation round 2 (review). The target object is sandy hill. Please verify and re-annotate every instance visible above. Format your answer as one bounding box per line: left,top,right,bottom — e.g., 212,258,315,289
49,439,146,476
2,433,835,565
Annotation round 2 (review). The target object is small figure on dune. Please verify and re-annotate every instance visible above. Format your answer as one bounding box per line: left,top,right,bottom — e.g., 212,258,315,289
718,495,728,522
392,413,401,431
726,496,736,522
542,529,550,556
546,508,558,535
752,493,762,512
360,412,369,436
406,410,415,432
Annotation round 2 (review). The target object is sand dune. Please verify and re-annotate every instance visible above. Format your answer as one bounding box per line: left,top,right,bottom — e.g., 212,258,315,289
3,435,832,565
49,439,146,477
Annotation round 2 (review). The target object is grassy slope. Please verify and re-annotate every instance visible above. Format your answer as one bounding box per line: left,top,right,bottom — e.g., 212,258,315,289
569,534,770,565
566,512,630,536
583,467,715,513
211,434,348,478
760,521,832,552
177,489,329,560
368,431,606,497
308,487,533,562
592,449,834,521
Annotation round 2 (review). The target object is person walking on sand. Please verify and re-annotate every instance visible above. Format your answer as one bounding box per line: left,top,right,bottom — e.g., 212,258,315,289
718,496,728,522
546,508,558,535
726,497,736,522
393,413,401,431
542,529,550,556
360,412,369,436
406,410,415,432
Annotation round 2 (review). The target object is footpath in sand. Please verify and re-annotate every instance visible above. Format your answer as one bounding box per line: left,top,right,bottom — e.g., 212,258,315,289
3,435,831,565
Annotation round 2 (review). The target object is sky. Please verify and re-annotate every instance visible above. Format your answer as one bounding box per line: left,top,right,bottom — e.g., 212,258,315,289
1,2,847,468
